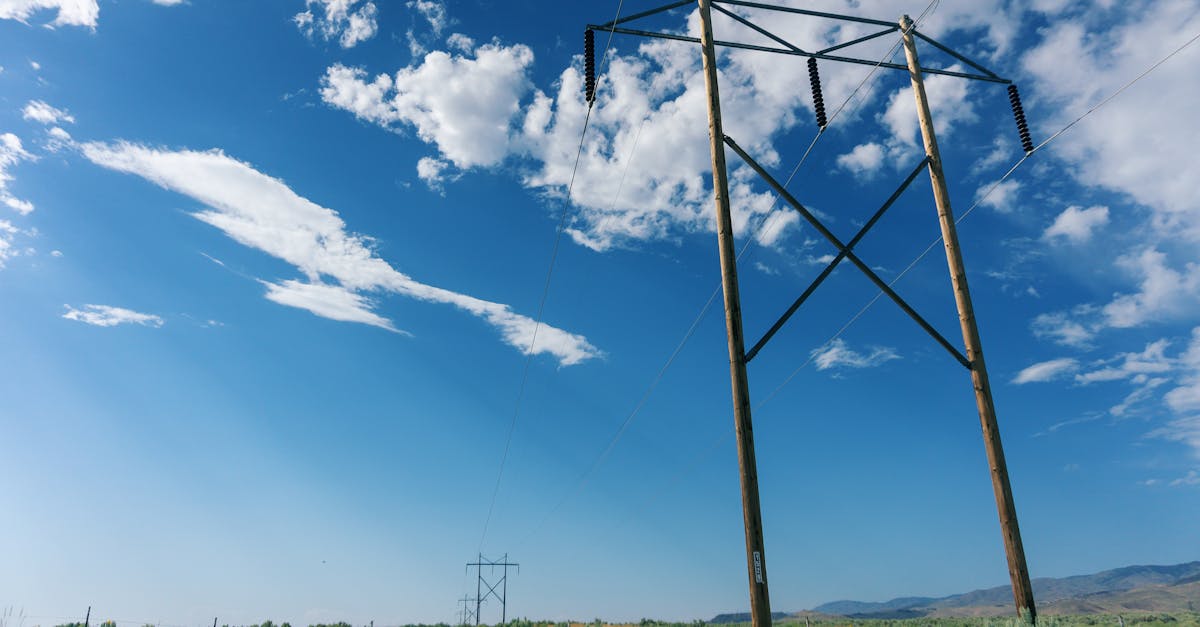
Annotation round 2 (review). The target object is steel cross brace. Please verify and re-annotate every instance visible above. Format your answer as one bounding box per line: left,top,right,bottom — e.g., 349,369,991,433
480,576,504,603
587,0,1010,84
744,154,929,362
724,135,971,370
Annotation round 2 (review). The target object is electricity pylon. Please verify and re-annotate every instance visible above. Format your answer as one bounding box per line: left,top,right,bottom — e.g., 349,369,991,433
584,2,1040,624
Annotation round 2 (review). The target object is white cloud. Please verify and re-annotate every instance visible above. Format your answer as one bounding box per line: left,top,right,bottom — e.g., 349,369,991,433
975,179,1021,213
22,99,74,125
62,304,164,327
1103,248,1200,329
1043,205,1109,244
46,126,74,152
261,279,400,332
1164,328,1200,414
295,0,378,49
151,0,184,5
972,135,1013,174
321,41,535,170
836,142,885,177
754,261,778,276
446,33,474,54
79,140,600,366
0,0,99,28
0,219,19,267
1075,339,1174,385
810,338,899,371
407,0,446,35
1169,468,1200,485
1021,1,1200,240
753,209,798,248
880,65,976,152
311,1,1107,253
1,132,35,215
1034,328,1200,459
1012,357,1078,384
1032,248,1200,344
416,156,449,189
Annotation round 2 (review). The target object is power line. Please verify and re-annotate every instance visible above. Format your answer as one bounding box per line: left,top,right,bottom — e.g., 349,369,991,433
476,0,628,553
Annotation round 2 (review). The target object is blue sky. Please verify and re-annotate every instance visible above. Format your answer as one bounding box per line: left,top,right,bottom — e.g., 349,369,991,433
2,0,1199,624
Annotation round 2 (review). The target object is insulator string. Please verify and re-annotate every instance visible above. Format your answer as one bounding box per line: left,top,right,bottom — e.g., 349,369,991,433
584,29,597,103
807,57,827,129
1007,84,1034,154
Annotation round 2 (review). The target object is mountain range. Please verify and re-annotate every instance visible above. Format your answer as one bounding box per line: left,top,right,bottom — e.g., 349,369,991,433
710,561,1200,622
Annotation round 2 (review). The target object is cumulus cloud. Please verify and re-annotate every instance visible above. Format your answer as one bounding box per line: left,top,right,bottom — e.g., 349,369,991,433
22,100,74,125
321,41,535,170
79,140,600,366
0,0,99,28
295,0,378,49
811,338,899,371
836,142,885,177
975,179,1021,213
1102,248,1200,329
1043,205,1109,243
316,0,1032,252
416,156,450,189
1021,1,1200,240
313,0,1188,258
1012,357,1078,384
1,133,35,215
63,304,164,327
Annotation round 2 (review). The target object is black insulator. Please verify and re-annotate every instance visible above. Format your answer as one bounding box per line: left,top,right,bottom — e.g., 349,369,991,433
584,29,597,103
1007,84,1034,154
807,57,827,129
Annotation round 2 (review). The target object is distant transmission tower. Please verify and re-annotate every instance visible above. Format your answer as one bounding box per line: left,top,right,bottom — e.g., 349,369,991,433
467,553,519,626
457,595,478,626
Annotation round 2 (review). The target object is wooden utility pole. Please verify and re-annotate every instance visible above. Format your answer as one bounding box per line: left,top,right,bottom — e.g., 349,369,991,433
84,607,91,627
697,2,772,626
900,14,1037,623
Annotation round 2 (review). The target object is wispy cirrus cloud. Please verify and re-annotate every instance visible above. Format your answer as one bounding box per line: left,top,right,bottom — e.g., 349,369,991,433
810,338,899,372
1,132,35,215
79,140,600,366
1031,247,1200,348
22,100,75,125
0,219,19,267
1012,357,1078,384
63,304,164,328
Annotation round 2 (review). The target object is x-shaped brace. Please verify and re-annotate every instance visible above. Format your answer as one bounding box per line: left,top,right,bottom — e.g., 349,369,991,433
724,135,970,370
